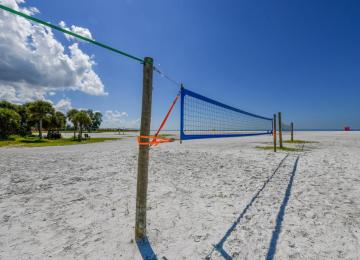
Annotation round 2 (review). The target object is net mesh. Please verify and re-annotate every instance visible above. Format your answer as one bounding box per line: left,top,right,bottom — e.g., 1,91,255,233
281,123,291,132
180,88,272,140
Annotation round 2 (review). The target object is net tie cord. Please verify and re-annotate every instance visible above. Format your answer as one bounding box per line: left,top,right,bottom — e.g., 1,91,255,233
137,90,180,146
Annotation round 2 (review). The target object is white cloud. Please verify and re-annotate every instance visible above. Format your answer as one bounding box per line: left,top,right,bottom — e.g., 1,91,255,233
102,110,140,128
55,98,72,112
0,84,18,101
0,0,107,103
58,20,93,41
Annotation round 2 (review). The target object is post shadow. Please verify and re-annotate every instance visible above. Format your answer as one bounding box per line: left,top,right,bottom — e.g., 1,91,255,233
265,156,300,260
136,236,157,260
205,154,289,260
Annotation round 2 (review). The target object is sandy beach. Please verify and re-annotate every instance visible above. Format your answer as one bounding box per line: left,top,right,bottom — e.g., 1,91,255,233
0,131,359,259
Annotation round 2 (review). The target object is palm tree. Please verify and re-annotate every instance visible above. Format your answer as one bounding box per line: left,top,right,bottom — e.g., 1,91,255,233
86,109,102,132
28,101,54,139
17,104,32,136
44,111,66,138
67,109,79,139
53,111,66,130
74,111,91,141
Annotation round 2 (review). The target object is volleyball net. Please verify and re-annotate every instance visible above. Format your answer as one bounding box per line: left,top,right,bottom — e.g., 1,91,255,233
281,122,292,132
180,87,273,140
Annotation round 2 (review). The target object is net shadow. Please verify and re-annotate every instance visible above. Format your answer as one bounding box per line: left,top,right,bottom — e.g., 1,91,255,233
205,154,289,259
265,156,300,260
136,236,157,260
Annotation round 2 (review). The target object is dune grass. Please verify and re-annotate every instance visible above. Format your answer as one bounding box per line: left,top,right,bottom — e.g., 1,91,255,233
0,136,119,148
256,139,318,152
156,134,179,141
157,134,176,137
256,145,303,152
284,139,318,144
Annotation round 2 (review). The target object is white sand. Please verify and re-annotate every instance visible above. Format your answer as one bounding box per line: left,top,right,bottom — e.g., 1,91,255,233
0,131,359,259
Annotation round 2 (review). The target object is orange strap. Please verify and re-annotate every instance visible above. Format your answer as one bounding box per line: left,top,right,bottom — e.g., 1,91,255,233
154,93,180,137
137,135,174,146
136,91,180,147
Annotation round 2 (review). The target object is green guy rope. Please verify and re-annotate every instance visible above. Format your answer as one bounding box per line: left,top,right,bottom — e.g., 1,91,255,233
0,4,144,63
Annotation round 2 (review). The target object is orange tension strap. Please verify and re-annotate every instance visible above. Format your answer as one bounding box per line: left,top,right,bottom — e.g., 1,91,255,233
137,135,174,146
154,93,180,137
137,91,180,146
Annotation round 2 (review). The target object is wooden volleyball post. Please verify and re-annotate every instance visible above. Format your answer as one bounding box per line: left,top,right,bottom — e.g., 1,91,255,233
278,112,283,149
0,2,157,244
135,57,153,240
273,114,277,152
291,122,294,142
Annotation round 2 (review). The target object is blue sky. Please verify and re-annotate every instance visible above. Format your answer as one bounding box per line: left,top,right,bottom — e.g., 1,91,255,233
2,0,360,129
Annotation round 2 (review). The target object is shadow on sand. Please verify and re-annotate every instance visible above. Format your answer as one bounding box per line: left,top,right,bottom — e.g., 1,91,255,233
205,154,289,259
265,156,300,260
136,236,157,260
137,156,300,260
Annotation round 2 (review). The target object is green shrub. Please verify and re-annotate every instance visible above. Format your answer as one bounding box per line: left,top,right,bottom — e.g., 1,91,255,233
0,108,20,139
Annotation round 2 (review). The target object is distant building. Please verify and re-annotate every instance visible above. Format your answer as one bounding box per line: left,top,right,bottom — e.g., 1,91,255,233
344,126,351,131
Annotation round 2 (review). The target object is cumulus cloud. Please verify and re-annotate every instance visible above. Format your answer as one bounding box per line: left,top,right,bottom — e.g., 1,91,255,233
55,98,72,112
58,21,93,41
0,0,107,103
102,110,140,128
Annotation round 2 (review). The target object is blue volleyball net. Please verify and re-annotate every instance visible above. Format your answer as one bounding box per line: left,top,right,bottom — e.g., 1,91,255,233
180,87,273,140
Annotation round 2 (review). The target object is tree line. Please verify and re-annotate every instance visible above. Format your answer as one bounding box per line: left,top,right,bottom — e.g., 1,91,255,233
0,100,102,140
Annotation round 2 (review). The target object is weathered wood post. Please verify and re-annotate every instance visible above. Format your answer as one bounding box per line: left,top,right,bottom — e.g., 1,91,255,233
278,112,283,149
273,114,277,152
291,122,294,142
135,57,153,240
